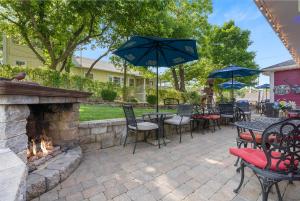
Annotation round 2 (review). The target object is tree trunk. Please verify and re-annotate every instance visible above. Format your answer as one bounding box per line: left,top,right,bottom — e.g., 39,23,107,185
86,49,111,77
179,64,186,92
171,68,179,90
123,62,128,102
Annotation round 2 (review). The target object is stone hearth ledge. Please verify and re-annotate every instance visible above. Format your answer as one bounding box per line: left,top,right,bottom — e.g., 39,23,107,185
26,146,82,200
0,95,87,104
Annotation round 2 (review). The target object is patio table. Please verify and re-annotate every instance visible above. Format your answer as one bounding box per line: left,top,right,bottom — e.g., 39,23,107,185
234,117,282,148
142,112,175,146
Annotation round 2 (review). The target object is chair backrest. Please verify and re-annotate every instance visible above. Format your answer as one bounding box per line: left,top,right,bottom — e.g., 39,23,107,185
264,102,279,117
123,105,137,127
219,103,234,115
177,104,193,117
236,101,250,112
261,117,300,175
164,98,179,106
234,107,246,121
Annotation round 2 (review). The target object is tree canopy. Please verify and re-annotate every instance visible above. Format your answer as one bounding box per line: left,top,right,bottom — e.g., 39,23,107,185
0,0,168,71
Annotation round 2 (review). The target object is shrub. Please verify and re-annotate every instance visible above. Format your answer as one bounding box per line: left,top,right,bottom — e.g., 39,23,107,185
146,88,182,103
0,65,121,98
101,89,118,101
183,91,201,104
128,97,138,103
146,94,157,105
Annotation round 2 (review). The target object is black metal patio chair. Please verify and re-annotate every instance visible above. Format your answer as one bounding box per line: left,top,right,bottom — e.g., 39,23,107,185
230,117,300,201
236,101,251,120
219,103,235,124
164,104,193,143
122,105,159,154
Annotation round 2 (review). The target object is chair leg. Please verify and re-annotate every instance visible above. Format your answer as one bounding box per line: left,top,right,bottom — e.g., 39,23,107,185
275,182,283,201
133,131,138,154
217,119,221,129
156,129,160,149
123,129,129,147
179,125,182,143
256,174,275,201
234,161,245,193
190,121,193,138
212,120,216,133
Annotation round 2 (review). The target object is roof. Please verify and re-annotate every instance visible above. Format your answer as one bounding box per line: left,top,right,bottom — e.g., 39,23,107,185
262,59,299,74
254,1,300,65
72,57,141,76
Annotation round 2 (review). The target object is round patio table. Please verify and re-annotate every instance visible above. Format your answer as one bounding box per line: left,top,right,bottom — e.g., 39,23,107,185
234,117,282,148
142,112,175,147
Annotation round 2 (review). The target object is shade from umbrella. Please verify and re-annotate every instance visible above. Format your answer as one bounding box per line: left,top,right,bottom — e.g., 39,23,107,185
113,35,198,111
219,80,245,89
208,65,260,102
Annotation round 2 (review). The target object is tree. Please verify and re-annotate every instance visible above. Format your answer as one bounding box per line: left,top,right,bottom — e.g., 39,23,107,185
0,0,114,70
161,0,212,91
186,21,258,88
0,0,168,71
106,1,174,101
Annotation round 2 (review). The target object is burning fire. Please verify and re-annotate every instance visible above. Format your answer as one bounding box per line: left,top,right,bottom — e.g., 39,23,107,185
27,131,53,159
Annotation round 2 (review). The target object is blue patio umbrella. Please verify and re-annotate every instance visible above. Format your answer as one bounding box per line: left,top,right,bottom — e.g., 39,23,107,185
113,35,198,111
219,80,246,89
208,65,260,101
256,84,270,100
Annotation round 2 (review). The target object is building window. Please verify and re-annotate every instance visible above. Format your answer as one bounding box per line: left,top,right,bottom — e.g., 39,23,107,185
108,76,123,86
15,60,26,66
129,78,135,86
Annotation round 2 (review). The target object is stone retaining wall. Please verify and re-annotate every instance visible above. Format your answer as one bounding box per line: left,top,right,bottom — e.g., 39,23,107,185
79,118,190,148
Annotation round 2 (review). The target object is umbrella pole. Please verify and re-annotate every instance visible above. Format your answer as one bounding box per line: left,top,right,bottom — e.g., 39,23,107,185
231,73,234,103
156,65,159,112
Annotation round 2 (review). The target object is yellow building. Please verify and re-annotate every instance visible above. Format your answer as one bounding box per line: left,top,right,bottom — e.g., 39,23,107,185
1,36,152,102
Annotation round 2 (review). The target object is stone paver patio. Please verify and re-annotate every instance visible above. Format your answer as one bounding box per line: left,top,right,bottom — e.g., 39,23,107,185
35,126,300,201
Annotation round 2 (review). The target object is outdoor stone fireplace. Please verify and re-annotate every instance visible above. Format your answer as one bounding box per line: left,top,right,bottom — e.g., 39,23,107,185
0,81,90,200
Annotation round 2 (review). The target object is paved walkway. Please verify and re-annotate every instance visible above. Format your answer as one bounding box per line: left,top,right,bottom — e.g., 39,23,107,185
36,126,299,201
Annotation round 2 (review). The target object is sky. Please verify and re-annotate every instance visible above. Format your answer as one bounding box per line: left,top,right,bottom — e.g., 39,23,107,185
77,0,292,85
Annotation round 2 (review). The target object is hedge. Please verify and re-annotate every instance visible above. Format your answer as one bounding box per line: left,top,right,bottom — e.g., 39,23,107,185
0,65,120,98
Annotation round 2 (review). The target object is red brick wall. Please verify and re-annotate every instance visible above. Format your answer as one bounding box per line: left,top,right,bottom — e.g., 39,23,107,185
274,69,300,105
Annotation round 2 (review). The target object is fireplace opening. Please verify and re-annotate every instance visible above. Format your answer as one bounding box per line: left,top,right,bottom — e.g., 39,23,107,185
26,104,64,172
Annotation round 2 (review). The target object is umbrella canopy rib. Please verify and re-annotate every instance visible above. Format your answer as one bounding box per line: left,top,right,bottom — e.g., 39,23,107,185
159,47,170,67
135,46,156,66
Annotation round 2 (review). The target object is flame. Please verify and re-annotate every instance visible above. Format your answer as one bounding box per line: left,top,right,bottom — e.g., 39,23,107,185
32,139,37,156
41,139,48,155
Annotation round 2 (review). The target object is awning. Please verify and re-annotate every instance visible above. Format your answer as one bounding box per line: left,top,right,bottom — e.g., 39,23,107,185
254,0,300,65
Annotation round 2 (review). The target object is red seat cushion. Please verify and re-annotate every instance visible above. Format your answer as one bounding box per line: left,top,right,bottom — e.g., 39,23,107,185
240,131,262,143
239,132,277,144
202,114,220,120
229,148,298,171
192,114,204,119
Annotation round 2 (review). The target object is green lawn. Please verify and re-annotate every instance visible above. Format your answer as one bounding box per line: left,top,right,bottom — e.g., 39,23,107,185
79,104,175,121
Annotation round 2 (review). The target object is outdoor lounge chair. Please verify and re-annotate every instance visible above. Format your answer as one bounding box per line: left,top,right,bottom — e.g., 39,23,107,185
123,105,159,154
164,104,193,143
230,117,300,201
